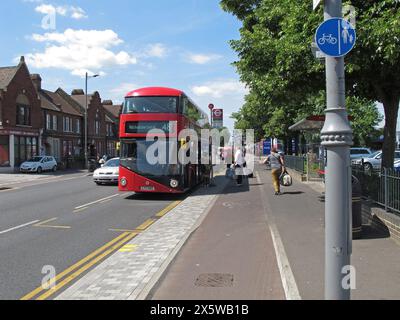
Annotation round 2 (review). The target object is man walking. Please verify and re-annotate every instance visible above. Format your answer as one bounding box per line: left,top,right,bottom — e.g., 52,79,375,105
264,147,285,195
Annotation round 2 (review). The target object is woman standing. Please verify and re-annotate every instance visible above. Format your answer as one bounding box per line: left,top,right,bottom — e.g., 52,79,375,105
264,148,285,195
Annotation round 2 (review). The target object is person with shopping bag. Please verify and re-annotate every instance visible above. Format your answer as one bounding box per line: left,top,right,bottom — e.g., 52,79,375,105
263,147,286,195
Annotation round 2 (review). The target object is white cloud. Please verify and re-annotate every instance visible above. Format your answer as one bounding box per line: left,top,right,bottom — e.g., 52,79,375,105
70,6,88,20
109,83,141,103
35,4,87,19
187,53,222,64
23,29,137,77
143,43,168,58
191,79,248,98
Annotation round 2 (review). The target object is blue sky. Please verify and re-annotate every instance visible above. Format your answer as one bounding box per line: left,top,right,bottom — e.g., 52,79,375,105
0,0,247,132
0,0,390,133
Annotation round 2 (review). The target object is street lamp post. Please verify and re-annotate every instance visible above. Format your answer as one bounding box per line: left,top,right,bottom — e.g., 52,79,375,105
85,72,100,170
321,0,353,300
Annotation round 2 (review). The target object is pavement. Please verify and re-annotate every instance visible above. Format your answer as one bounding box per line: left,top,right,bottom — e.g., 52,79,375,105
150,165,400,300
2,165,400,300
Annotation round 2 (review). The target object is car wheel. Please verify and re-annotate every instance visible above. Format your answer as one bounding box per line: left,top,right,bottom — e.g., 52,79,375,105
37,167,43,174
363,163,373,173
53,165,57,172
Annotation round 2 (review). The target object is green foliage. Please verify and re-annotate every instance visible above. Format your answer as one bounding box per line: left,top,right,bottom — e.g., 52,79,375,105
221,0,400,165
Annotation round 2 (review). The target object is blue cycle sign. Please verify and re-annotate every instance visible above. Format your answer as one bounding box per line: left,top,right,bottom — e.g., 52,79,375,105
315,18,356,57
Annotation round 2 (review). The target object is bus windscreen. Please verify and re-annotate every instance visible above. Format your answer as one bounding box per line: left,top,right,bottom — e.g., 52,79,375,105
123,97,178,114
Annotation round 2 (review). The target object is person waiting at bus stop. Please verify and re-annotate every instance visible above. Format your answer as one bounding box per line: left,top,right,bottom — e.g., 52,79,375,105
234,146,245,186
263,147,285,195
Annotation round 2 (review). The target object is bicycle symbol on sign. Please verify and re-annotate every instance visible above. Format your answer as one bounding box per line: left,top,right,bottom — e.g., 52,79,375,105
318,33,337,45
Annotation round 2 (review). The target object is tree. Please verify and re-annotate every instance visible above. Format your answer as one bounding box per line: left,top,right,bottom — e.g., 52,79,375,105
221,0,400,167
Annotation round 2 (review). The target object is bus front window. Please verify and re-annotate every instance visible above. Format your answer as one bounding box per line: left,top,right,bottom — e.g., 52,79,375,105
123,97,178,114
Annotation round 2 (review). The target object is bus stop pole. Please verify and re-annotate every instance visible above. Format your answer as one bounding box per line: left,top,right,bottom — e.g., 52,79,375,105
321,0,353,300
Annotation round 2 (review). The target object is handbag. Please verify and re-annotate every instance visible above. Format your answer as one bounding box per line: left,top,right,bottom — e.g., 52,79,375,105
280,171,292,187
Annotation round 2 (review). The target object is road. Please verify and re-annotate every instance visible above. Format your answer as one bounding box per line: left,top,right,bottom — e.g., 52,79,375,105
0,172,183,300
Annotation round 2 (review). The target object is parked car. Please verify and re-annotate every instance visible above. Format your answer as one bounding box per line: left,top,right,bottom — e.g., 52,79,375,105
394,160,400,173
352,150,400,171
93,158,120,185
350,147,372,160
20,156,57,173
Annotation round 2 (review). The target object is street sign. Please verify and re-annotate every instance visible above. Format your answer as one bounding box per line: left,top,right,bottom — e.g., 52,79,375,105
313,0,322,10
311,42,326,60
315,18,356,57
208,103,214,110
212,109,223,120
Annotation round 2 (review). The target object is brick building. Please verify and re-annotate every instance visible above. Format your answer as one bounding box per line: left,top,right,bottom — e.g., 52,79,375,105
102,100,122,158
0,57,43,170
33,74,84,168
0,57,120,171
67,90,108,159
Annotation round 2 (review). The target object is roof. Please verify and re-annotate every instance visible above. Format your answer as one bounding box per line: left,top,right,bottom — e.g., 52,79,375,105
0,66,19,89
103,104,121,118
38,91,61,112
71,94,94,109
289,115,353,132
42,90,82,116
125,87,184,98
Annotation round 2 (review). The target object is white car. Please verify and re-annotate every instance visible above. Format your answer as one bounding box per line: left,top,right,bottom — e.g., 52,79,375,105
93,158,120,185
20,156,58,173
352,150,400,171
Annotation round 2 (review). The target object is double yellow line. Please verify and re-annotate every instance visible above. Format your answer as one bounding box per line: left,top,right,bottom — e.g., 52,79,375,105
21,200,182,300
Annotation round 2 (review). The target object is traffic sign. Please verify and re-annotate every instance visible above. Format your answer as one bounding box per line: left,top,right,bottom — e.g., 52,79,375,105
315,18,356,57
208,103,214,110
212,109,223,120
313,0,322,10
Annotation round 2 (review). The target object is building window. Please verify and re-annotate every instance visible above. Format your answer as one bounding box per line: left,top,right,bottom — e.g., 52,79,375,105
63,140,73,157
106,123,113,137
63,117,73,132
53,115,58,131
46,114,51,130
14,136,38,166
0,136,10,167
76,119,81,134
17,104,31,126
95,121,101,135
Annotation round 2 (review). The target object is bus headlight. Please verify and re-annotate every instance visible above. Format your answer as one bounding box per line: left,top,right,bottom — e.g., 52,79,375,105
170,179,179,188
120,177,128,187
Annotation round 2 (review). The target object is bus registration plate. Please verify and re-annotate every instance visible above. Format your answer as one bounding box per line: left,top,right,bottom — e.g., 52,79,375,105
140,186,155,191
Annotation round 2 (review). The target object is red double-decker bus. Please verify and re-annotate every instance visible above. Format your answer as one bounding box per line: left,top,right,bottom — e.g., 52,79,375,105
118,87,210,193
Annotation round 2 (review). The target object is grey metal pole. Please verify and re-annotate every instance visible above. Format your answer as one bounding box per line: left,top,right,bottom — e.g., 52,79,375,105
321,0,353,300
85,72,88,170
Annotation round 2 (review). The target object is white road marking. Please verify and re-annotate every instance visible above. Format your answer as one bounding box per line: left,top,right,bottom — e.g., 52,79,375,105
256,173,301,300
74,194,120,210
0,220,40,235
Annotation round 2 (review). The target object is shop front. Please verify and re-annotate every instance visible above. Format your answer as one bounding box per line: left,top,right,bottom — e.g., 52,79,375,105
0,129,40,171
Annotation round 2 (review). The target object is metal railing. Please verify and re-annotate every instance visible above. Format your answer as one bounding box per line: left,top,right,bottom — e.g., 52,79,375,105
285,155,306,173
352,167,400,216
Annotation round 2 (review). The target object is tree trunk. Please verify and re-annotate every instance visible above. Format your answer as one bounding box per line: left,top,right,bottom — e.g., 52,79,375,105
382,95,400,169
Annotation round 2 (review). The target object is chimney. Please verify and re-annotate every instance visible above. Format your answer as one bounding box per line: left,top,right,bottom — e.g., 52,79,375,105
71,89,85,95
19,56,25,64
102,100,113,105
31,74,42,91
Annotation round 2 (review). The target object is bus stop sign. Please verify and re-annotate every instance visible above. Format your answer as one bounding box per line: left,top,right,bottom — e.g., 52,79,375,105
315,18,356,57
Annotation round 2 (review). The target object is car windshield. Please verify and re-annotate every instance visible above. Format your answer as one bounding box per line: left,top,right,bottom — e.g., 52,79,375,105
369,151,381,158
26,157,43,162
104,159,119,167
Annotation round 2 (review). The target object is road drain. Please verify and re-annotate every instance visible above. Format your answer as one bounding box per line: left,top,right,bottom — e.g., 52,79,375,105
195,273,234,287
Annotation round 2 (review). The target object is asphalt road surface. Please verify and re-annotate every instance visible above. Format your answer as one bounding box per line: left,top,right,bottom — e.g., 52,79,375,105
0,172,182,300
